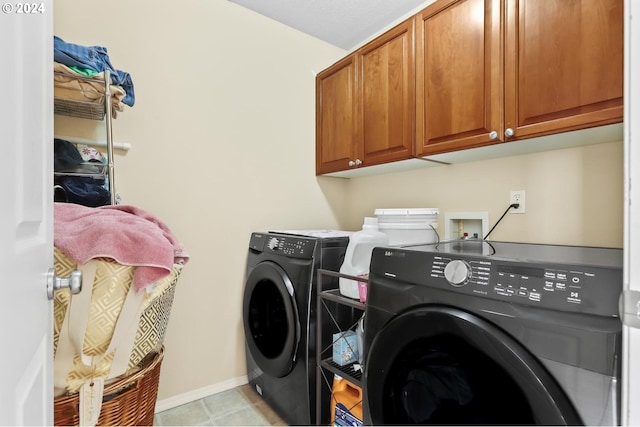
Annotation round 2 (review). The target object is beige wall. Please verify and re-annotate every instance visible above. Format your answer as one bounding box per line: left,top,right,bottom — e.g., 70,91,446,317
53,0,624,405
342,140,624,248
53,0,349,401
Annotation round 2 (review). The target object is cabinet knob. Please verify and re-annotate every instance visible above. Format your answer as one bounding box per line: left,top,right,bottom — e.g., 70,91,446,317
355,159,362,166
348,160,355,167
489,131,498,140
505,128,515,138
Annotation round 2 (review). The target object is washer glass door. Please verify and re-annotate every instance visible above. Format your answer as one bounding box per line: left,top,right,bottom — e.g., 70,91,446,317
364,306,581,425
243,261,300,378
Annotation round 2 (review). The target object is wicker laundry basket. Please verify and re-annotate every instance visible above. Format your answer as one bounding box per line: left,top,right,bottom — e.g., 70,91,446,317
52,245,183,426
54,349,163,426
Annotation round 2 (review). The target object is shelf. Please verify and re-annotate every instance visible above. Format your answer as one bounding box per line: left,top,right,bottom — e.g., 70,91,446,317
54,162,107,180
320,358,363,385
53,68,117,205
319,288,365,310
316,269,367,309
54,97,105,120
316,268,367,425
53,69,114,121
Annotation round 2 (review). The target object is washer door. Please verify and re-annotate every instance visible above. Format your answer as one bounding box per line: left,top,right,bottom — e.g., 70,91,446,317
365,306,582,425
243,261,300,378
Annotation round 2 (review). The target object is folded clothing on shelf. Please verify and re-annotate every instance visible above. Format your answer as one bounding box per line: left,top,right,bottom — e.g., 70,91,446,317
54,138,85,171
54,62,127,118
54,138,110,207
55,176,111,207
54,35,135,107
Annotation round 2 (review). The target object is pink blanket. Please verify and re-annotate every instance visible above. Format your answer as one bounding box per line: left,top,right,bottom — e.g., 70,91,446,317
54,203,189,292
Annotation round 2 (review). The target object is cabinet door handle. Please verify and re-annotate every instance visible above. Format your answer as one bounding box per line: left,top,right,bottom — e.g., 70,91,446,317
505,128,515,138
355,159,362,166
489,131,498,140
348,160,355,167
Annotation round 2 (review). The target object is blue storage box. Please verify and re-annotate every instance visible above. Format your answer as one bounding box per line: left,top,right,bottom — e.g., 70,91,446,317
333,330,359,366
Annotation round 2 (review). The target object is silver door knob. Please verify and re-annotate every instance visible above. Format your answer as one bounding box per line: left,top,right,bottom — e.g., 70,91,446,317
348,160,355,167
505,128,515,138
489,131,498,140
47,268,82,300
355,159,362,166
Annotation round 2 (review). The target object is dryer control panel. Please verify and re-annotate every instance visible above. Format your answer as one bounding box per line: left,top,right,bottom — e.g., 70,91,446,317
372,242,622,317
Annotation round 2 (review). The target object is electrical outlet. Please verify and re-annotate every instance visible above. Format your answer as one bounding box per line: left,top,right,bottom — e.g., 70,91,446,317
510,190,526,214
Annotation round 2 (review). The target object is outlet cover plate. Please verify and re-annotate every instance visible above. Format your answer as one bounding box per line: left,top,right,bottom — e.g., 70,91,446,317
510,190,525,213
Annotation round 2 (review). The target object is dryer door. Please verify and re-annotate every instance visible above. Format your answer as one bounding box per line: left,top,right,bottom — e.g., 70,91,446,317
243,261,300,378
364,305,581,425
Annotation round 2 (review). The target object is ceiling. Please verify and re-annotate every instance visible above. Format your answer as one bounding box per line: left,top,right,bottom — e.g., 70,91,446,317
227,0,430,51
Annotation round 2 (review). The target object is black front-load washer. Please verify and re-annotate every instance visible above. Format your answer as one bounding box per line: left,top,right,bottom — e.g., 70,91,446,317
243,231,350,426
363,240,622,425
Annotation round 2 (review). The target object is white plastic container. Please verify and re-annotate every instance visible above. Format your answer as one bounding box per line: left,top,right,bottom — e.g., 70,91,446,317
374,208,439,246
339,217,389,299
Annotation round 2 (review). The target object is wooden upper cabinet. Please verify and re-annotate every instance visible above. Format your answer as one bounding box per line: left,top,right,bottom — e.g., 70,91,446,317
316,55,357,175
504,0,623,138
416,0,502,156
358,18,416,166
316,19,415,175
417,0,623,157
317,0,623,174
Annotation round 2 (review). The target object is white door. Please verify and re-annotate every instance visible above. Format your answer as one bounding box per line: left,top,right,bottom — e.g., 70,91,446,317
0,2,54,425
623,0,640,425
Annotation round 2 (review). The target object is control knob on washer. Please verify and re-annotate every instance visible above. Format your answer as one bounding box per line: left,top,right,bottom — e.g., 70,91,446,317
444,260,471,286
267,238,280,250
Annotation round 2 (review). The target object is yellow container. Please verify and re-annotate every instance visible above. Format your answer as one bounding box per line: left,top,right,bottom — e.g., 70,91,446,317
331,376,363,426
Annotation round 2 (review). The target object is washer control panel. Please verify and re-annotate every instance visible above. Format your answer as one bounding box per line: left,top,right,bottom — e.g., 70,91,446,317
372,243,622,318
428,255,619,316
250,233,317,259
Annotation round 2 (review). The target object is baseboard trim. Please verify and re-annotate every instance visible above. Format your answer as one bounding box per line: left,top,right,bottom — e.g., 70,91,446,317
154,375,249,413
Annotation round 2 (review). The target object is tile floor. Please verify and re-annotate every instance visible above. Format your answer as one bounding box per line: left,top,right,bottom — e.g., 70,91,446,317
153,384,288,426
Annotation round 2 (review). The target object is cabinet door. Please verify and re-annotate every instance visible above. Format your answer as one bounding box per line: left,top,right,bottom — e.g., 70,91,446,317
504,0,623,140
316,55,358,175
416,0,502,156
359,19,416,166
